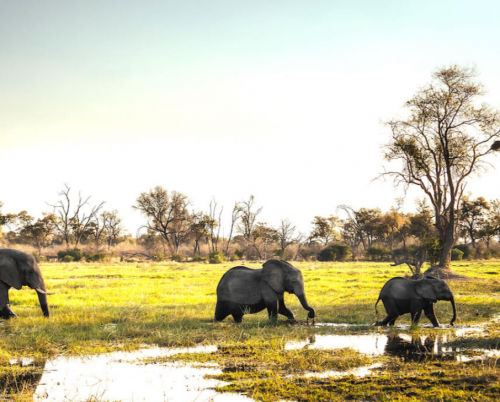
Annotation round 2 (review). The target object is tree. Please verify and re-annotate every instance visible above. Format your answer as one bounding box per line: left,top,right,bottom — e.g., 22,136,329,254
224,202,242,257
479,199,500,250
277,218,296,260
48,184,105,249
338,206,381,251
103,210,124,248
309,215,340,245
383,66,500,268
133,186,191,253
251,223,279,260
19,213,58,253
190,212,211,256
459,196,490,250
0,201,16,239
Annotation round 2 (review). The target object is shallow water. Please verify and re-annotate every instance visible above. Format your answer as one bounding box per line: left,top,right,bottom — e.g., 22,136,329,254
8,322,491,400
33,346,253,402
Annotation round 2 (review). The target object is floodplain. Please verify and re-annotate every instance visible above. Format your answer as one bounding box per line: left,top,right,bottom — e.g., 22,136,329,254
1,260,500,401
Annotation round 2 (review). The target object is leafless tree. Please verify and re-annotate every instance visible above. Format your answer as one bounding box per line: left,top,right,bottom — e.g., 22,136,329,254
277,218,296,260
207,199,223,252
48,184,105,249
225,202,242,257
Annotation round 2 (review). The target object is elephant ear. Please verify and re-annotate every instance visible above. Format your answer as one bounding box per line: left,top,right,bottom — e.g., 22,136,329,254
0,253,23,290
262,260,285,294
415,279,438,303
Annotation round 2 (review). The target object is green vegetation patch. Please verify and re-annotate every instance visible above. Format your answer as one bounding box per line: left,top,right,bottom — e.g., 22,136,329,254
142,340,371,377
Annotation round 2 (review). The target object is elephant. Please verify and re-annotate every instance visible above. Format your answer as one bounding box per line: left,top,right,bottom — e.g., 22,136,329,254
214,259,316,323
374,276,456,327
0,249,51,319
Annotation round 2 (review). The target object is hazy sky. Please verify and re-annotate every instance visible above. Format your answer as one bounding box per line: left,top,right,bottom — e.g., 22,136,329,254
1,0,499,235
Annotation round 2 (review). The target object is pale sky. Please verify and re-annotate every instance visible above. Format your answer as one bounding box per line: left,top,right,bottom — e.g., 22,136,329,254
1,0,499,236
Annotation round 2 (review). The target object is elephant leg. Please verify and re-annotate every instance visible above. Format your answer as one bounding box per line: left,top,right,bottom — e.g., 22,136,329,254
424,304,440,327
214,301,230,322
278,298,295,320
0,282,16,319
374,299,399,326
266,300,279,321
232,314,243,323
411,310,422,326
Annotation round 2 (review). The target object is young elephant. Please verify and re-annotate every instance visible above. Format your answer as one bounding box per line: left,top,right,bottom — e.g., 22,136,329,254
374,276,456,327
0,249,51,319
215,259,316,323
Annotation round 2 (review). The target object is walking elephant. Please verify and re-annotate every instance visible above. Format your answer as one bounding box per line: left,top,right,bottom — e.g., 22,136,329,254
0,249,51,319
214,259,316,323
374,276,456,327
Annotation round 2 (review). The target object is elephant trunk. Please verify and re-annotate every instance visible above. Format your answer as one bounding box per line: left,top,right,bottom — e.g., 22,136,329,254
449,295,456,326
297,294,315,319
36,290,50,318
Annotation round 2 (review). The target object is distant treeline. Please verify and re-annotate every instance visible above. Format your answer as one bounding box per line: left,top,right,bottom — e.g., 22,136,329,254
1,184,499,264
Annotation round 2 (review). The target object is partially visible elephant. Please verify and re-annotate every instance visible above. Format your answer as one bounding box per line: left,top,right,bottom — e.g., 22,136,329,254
374,276,456,327
0,249,51,319
214,259,316,323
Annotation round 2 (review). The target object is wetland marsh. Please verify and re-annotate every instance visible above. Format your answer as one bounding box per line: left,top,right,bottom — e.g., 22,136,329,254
1,260,500,401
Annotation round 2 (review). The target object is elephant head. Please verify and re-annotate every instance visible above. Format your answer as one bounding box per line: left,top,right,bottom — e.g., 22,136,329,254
416,277,456,326
262,259,315,318
0,249,50,317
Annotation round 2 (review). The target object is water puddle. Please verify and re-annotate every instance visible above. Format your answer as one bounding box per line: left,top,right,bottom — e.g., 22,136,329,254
33,346,254,402
285,328,496,362
302,363,384,379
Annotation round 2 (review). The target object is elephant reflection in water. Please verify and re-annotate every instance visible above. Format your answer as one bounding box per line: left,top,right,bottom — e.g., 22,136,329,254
384,334,448,362
0,359,46,396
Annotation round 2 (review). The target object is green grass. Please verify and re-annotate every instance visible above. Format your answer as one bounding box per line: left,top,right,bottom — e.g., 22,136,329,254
1,260,500,401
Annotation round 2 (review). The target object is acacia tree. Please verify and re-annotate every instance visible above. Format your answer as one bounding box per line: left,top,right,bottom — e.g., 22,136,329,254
133,186,191,253
309,215,340,245
383,66,500,268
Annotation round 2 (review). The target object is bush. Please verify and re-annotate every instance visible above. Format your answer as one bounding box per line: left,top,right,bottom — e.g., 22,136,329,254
58,249,83,262
152,252,164,262
170,253,185,262
365,246,392,261
208,250,226,264
192,255,206,262
454,244,473,260
62,255,74,263
451,248,464,261
234,249,244,259
317,244,351,262
85,252,108,262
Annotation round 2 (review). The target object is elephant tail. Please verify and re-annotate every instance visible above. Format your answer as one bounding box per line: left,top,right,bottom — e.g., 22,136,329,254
375,298,381,315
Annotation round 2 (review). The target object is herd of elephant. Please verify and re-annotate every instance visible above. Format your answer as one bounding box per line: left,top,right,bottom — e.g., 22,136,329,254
0,248,457,327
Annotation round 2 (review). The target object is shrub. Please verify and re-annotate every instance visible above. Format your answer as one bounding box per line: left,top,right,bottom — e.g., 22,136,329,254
208,250,225,264
63,255,74,263
192,254,206,262
317,244,351,262
365,246,392,261
152,252,164,262
85,252,108,262
451,248,464,261
32,252,41,263
171,253,185,262
454,244,473,260
234,249,244,259
58,249,83,262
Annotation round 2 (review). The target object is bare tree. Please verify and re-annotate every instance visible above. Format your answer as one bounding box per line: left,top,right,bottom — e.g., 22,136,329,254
224,202,241,257
48,184,105,249
207,199,223,253
103,210,124,249
277,218,296,260
383,66,500,269
237,195,262,241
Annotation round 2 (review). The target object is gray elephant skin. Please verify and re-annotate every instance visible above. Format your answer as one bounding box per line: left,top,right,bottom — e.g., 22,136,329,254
374,276,456,327
215,259,316,323
0,249,51,319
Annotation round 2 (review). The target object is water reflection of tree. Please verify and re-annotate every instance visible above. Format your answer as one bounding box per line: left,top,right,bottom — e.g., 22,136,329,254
0,358,46,398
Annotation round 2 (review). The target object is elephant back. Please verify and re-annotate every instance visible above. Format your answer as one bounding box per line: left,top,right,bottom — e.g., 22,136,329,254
217,266,263,305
